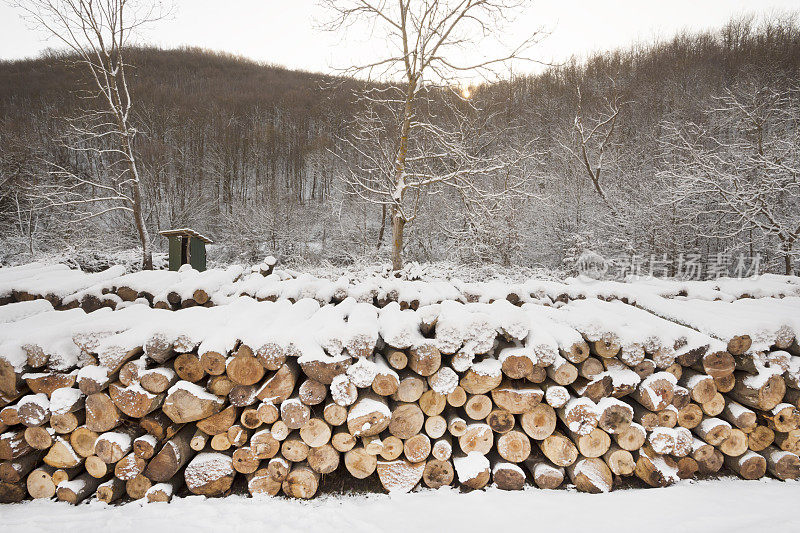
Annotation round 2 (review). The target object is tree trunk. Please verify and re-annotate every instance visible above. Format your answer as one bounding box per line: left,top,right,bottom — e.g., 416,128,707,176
391,208,405,271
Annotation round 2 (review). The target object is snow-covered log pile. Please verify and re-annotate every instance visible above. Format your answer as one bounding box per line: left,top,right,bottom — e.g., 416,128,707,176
1,289,800,504
1,262,799,312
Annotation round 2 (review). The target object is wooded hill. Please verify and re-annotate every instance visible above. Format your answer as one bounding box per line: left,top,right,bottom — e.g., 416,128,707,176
1,15,799,272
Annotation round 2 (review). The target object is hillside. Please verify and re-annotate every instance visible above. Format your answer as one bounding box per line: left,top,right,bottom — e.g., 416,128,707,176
1,16,799,273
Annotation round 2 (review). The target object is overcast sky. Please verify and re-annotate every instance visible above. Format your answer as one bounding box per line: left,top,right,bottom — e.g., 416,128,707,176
2,0,798,76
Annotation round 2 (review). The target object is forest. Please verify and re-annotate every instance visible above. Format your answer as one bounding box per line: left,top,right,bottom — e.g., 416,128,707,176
1,14,799,275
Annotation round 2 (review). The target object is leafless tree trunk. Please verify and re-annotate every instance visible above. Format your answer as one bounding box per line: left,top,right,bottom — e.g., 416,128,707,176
321,0,542,270
15,0,166,269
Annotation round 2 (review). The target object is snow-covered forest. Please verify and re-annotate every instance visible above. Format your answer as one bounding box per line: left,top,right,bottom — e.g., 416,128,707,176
1,13,799,274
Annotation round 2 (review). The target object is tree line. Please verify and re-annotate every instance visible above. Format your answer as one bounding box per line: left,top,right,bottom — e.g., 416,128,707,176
0,12,798,275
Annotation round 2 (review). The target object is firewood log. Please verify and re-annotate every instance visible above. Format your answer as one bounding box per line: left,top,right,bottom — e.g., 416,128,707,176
497,429,531,463
547,355,579,387
162,381,224,423
447,385,467,407
760,403,800,433
647,427,675,455
95,426,142,464
570,427,611,458
385,350,407,370
460,364,502,395
388,402,424,439
464,394,492,420
424,415,447,439
347,394,390,438
692,438,723,473
567,456,613,493
458,423,493,455
0,452,41,483
557,397,599,436
602,443,635,476
760,446,800,480
256,402,279,425
526,365,547,384
491,380,543,414
538,431,578,467
200,350,227,377
144,424,194,482
774,430,800,454
185,452,235,496
492,461,526,491
232,446,260,474
447,413,467,437
307,443,340,474
56,472,105,504
453,452,490,490
146,480,178,503
298,379,327,406
408,343,441,377
139,368,178,394
431,436,452,461
422,458,454,488
376,458,425,493
719,428,749,456
85,455,109,478
677,403,703,429
725,450,767,480
282,462,320,499
541,383,569,408
43,437,81,468
679,369,717,404
126,474,152,499
596,397,633,434
612,422,646,451
281,434,309,462
271,421,290,441
402,434,429,463
519,403,557,440
748,425,775,452
115,451,146,480
226,353,265,386
344,446,377,479
192,408,234,439
249,429,279,459
486,408,515,434
17,393,49,427
323,400,348,427
635,445,679,487
331,431,356,453
26,465,57,499
247,468,282,496
693,417,731,446
524,456,564,489
24,426,52,450
630,372,675,412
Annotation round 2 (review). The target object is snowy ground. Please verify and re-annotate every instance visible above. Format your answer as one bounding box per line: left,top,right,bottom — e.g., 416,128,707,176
3,479,799,533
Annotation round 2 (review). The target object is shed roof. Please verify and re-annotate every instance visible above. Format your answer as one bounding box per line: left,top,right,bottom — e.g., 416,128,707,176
159,228,214,244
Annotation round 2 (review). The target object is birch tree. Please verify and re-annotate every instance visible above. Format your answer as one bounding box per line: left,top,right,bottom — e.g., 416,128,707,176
15,0,165,269
321,0,541,270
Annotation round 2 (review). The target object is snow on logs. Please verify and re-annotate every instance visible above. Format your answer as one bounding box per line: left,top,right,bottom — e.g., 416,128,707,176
0,282,798,503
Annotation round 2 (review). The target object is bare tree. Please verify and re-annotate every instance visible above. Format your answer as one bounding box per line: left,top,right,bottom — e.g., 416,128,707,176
662,81,800,274
563,82,623,221
14,0,166,269
321,0,541,270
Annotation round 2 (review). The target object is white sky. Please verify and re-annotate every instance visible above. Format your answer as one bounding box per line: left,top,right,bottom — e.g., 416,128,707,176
1,0,798,77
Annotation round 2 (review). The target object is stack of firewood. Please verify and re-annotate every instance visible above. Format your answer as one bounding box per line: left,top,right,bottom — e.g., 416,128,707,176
1,294,799,504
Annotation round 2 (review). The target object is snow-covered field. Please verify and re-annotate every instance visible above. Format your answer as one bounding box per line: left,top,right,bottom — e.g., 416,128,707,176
3,479,798,533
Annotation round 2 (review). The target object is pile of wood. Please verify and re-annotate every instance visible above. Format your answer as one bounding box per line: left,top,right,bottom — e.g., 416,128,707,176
1,292,800,504
3,262,799,315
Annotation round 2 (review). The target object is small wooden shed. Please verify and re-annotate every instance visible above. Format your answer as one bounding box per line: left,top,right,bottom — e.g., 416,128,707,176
159,228,213,272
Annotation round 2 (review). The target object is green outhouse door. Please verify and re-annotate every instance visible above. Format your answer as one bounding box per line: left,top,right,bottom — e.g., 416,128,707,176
159,228,213,272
